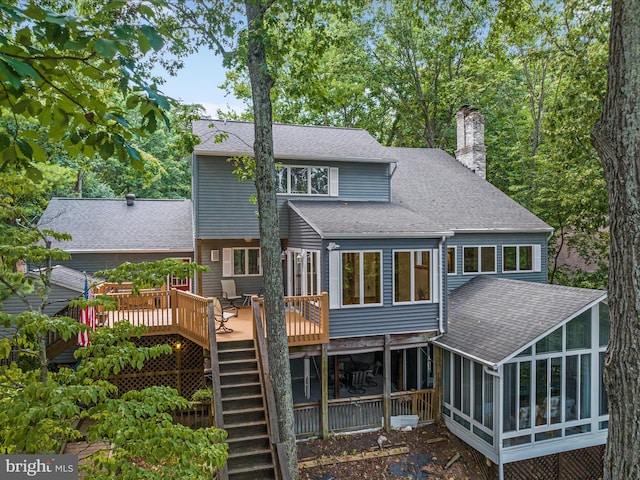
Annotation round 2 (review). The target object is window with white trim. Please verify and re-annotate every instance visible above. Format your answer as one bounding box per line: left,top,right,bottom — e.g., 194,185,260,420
503,245,532,272
341,251,382,306
463,246,496,274
276,165,338,196
447,247,457,275
393,250,435,303
222,247,262,277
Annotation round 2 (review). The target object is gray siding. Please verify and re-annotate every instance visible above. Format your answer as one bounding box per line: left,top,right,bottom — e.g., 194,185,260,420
337,162,390,201
446,232,549,292
197,239,266,299
51,252,193,276
1,284,83,346
322,237,442,339
287,209,322,250
194,156,391,239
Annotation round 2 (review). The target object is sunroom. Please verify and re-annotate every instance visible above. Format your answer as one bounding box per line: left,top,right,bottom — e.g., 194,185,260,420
433,277,608,480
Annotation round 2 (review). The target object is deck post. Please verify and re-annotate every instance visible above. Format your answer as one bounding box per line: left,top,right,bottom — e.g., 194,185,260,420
433,346,442,421
320,343,329,439
383,333,391,431
320,292,329,344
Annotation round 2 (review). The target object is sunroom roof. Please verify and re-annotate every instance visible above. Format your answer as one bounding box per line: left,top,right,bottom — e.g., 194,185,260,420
433,277,606,367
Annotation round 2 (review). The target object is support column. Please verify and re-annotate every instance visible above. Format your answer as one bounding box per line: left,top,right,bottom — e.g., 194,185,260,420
321,343,329,439
383,334,391,431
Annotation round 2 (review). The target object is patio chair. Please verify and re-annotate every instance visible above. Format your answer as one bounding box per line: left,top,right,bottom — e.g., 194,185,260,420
220,279,242,307
348,370,368,395
213,297,237,333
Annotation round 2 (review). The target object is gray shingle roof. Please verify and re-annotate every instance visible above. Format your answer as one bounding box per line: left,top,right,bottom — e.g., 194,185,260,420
390,147,552,232
38,198,193,252
193,120,394,163
433,277,606,366
29,265,98,293
288,200,452,238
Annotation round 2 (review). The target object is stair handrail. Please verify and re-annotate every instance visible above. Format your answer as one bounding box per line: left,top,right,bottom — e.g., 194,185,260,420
207,298,229,480
252,299,291,480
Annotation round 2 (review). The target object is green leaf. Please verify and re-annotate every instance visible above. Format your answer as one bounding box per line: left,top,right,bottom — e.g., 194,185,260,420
140,25,164,51
94,38,118,59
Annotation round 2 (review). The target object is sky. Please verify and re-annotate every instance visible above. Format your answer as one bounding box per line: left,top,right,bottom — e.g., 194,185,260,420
153,49,245,117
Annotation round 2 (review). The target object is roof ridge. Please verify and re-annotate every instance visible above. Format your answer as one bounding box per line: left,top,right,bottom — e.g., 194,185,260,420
200,118,368,133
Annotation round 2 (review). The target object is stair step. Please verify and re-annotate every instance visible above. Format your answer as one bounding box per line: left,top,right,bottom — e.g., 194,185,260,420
218,340,255,351
222,394,263,410
220,382,262,398
224,407,266,424
228,447,272,460
220,370,260,385
227,434,270,451
227,462,275,478
218,347,256,362
225,420,268,438
218,358,258,372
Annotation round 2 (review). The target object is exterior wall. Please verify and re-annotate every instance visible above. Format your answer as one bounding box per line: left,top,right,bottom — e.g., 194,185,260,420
323,237,443,339
196,238,266,299
447,232,549,292
193,155,391,239
55,252,193,276
287,208,322,250
1,284,82,357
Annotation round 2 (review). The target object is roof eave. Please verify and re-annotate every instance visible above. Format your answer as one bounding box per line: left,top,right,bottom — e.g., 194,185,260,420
430,340,498,370
452,227,554,234
194,150,395,164
321,231,454,239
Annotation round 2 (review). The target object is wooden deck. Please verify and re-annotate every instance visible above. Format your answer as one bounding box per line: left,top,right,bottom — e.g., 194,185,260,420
96,287,329,349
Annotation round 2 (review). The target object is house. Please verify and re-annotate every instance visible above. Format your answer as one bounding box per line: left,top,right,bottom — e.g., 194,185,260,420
0,265,98,365
5,108,606,479
36,196,194,290
190,108,607,479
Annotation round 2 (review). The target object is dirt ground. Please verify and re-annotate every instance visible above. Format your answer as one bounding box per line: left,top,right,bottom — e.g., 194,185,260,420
297,422,486,480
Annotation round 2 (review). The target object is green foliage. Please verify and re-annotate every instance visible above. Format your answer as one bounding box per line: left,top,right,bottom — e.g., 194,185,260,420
0,323,227,478
95,258,208,295
0,0,173,172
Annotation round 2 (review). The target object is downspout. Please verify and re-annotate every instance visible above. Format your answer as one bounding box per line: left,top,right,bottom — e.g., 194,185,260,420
438,236,446,334
388,162,398,200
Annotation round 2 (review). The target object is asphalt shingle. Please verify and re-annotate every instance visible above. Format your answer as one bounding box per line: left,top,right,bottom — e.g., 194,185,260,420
193,119,394,163
38,198,193,252
434,277,606,366
390,147,552,232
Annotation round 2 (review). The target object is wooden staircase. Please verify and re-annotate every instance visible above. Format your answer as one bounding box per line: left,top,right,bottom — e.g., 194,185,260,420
218,339,276,480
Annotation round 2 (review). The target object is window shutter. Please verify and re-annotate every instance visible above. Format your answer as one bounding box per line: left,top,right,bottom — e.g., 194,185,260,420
329,167,339,197
222,248,233,277
533,244,542,272
328,250,341,309
432,249,440,302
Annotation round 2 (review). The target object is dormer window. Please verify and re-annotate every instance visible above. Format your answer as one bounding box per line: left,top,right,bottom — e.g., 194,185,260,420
276,165,339,196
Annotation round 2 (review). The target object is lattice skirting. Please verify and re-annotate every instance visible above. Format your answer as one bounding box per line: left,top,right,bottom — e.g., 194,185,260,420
109,334,206,399
502,445,605,480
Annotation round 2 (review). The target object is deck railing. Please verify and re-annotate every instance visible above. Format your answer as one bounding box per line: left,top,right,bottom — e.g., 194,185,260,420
95,284,329,350
256,292,329,346
293,389,435,438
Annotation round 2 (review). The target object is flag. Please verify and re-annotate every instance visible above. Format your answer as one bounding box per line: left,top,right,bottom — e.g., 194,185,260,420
77,274,96,347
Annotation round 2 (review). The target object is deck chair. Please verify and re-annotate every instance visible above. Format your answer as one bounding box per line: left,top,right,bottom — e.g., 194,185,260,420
213,297,237,333
220,279,242,307
348,370,368,395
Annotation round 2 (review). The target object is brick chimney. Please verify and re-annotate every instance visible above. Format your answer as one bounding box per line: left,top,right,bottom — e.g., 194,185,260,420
455,106,486,179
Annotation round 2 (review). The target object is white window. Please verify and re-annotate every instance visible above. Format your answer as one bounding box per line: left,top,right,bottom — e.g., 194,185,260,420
463,246,496,274
393,249,439,304
222,247,261,277
341,251,382,307
447,246,457,275
502,245,541,273
276,165,339,196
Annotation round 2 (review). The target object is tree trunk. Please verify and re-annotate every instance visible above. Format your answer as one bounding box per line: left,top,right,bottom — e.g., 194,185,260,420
591,1,640,478
244,1,299,478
